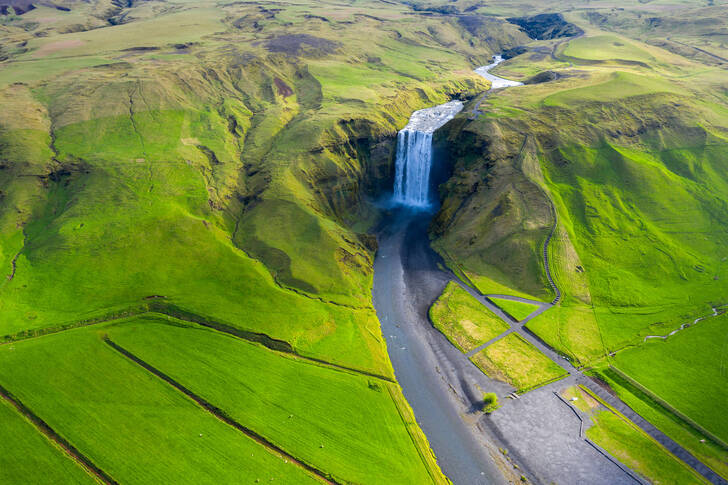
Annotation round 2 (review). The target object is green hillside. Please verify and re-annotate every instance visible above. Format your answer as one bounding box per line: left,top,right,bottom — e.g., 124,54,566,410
1,0,727,482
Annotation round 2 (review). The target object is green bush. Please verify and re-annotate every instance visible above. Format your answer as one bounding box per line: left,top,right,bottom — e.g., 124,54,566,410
482,392,500,414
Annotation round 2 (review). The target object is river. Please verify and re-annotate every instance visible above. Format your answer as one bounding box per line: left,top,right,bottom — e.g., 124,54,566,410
371,56,522,484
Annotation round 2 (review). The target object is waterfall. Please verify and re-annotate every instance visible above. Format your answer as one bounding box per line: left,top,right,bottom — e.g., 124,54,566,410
392,100,463,209
393,130,433,207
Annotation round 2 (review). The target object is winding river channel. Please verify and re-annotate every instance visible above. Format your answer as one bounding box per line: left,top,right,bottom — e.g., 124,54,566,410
372,56,520,485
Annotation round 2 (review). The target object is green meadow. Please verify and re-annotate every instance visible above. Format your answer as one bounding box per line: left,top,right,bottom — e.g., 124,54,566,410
612,312,728,445
588,410,706,485
526,301,606,365
0,398,95,484
106,315,435,484
0,328,319,484
429,282,510,352
563,385,707,485
595,366,728,479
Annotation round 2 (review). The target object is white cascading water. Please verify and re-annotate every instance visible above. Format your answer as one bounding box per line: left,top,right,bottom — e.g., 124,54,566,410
392,100,463,208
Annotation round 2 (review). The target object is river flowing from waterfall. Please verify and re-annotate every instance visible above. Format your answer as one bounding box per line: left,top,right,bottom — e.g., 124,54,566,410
373,56,523,484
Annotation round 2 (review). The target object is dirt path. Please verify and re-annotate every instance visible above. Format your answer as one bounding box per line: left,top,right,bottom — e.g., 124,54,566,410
543,202,562,304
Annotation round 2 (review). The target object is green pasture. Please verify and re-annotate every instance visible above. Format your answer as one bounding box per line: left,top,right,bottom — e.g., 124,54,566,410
429,282,510,353
562,35,656,64
470,333,567,392
588,410,706,484
526,301,606,365
0,106,389,375
613,312,728,444
563,385,706,484
0,328,319,484
542,71,680,107
595,367,728,479
0,398,95,484
567,384,707,485
107,316,434,484
540,137,728,351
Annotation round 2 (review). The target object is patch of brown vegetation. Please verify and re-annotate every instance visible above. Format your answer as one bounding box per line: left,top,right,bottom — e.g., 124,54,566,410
264,34,339,56
33,38,82,57
274,77,293,97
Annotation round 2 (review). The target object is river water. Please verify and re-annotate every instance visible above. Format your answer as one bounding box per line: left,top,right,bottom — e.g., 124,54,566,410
372,57,522,484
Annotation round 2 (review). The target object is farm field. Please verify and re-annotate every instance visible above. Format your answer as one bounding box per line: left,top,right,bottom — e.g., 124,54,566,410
0,398,95,485
429,282,510,352
488,297,539,321
105,315,435,485
0,327,321,484
470,333,567,392
612,312,728,445
595,366,728,479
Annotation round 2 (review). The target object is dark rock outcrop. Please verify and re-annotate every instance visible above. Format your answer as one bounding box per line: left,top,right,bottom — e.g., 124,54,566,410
507,13,583,40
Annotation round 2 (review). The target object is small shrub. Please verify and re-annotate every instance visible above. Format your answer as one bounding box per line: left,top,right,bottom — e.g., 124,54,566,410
482,392,500,413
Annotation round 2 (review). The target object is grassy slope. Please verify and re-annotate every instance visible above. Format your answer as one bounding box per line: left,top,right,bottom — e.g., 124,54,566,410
0,328,319,484
0,398,95,484
436,8,728,357
107,315,433,485
488,297,539,321
0,1,534,481
429,281,510,352
470,333,567,392
612,312,728,444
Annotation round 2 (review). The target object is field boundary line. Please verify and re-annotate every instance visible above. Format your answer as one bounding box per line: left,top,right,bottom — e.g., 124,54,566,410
144,307,395,383
1,303,395,383
607,366,728,450
0,383,118,485
103,337,340,485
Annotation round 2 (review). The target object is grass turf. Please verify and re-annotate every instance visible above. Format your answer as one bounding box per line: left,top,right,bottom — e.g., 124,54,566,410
612,312,728,445
470,333,567,392
429,282,510,353
488,297,539,321
0,398,95,484
526,302,606,366
588,410,706,485
106,315,435,484
0,327,320,484
594,366,728,480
